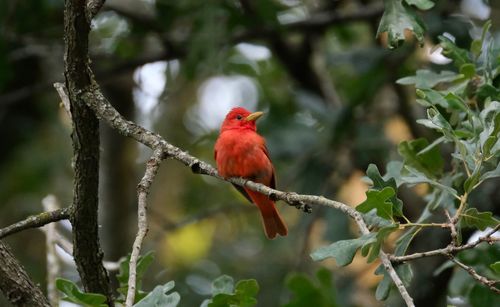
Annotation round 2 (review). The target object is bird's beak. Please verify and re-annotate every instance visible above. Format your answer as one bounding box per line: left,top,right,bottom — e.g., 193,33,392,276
245,111,264,122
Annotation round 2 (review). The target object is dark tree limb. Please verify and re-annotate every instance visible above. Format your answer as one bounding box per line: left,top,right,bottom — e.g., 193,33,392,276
0,241,50,307
0,208,70,240
63,0,112,304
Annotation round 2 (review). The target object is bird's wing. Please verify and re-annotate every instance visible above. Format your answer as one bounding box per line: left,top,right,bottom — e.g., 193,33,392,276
261,143,276,189
231,143,276,203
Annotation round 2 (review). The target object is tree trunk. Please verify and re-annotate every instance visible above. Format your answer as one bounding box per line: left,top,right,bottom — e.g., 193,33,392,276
0,241,50,307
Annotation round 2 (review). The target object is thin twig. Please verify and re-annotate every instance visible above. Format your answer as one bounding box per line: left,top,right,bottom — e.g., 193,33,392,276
444,210,459,246
54,82,72,120
0,208,71,239
391,226,500,263
451,193,468,224
448,255,500,294
397,222,450,229
125,149,164,307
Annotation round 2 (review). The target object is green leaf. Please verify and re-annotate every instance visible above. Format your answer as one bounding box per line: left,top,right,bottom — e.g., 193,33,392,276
235,279,259,298
211,275,234,296
284,269,339,307
477,84,500,103
460,63,476,79
417,108,455,141
398,138,444,178
433,260,455,277
479,104,500,156
116,251,155,303
385,161,404,187
374,265,391,301
374,264,413,301
490,261,500,274
207,277,259,307
363,225,399,263
404,0,434,10
377,0,425,49
480,164,500,183
428,177,456,210
310,233,377,266
470,20,492,58
480,101,500,124
438,35,471,68
356,187,396,220
394,228,418,256
134,282,180,307
461,208,499,231
117,251,155,286
56,278,107,307
397,264,413,287
401,166,456,194
469,284,500,307
366,164,404,216
464,164,482,193
420,89,448,107
284,274,319,307
396,70,458,89
444,92,468,112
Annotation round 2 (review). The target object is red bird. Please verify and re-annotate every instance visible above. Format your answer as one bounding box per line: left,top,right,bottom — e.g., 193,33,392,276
214,107,288,239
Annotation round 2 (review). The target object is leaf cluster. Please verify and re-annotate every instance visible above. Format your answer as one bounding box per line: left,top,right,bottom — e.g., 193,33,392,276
310,20,500,303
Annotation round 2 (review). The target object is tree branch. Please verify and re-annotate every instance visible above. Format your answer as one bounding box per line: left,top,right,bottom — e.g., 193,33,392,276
449,255,500,294
125,149,164,306
78,81,414,306
63,0,112,304
0,208,70,240
391,225,500,263
86,0,105,20
0,241,50,307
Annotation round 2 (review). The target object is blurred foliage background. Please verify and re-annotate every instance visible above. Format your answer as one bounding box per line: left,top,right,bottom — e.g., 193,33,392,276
0,0,499,306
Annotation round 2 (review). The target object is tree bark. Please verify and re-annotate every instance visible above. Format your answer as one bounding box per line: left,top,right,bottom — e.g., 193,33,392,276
0,241,50,307
63,0,112,304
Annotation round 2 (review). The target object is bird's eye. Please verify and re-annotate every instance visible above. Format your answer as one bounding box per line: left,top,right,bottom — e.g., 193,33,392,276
236,115,243,120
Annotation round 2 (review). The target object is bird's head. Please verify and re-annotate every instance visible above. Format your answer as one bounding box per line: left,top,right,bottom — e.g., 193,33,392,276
220,107,263,132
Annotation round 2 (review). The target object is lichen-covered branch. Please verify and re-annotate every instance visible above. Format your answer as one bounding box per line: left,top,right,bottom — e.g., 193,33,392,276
125,149,164,306
0,207,70,240
0,241,50,307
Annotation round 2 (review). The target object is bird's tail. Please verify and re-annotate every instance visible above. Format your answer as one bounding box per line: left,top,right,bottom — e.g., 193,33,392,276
247,190,288,239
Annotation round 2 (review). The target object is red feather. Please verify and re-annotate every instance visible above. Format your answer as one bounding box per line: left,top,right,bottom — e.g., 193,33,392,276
214,107,288,239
